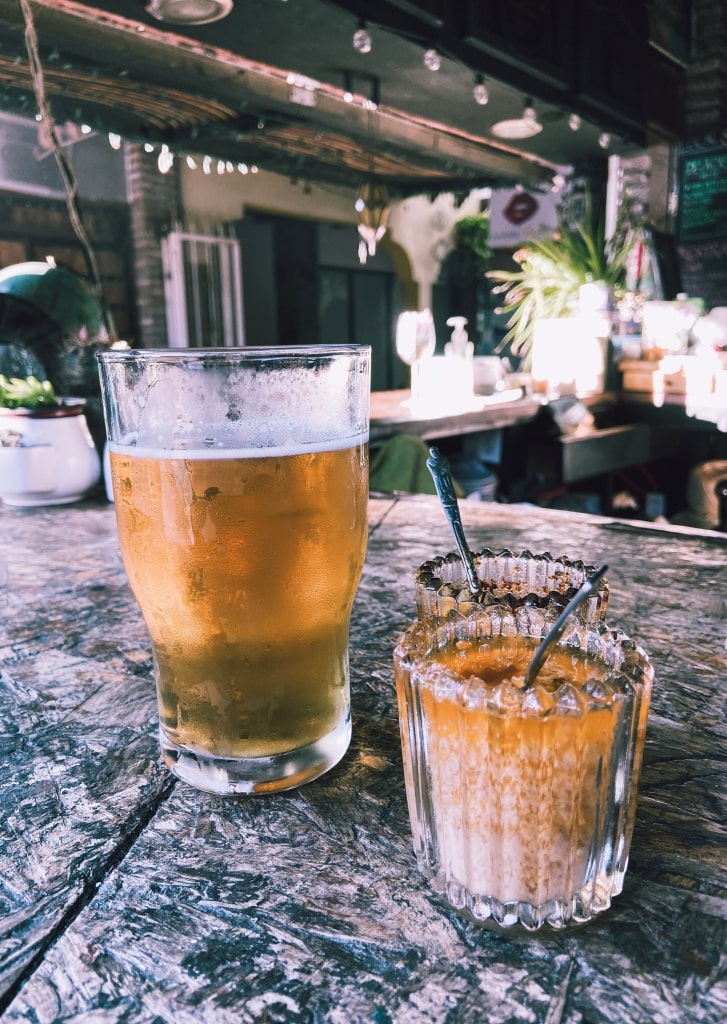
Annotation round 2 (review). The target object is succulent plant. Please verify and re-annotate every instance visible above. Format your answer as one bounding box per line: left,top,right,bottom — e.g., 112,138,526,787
0,374,61,410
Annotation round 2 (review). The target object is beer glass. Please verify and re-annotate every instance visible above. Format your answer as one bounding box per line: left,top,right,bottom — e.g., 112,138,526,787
98,346,370,795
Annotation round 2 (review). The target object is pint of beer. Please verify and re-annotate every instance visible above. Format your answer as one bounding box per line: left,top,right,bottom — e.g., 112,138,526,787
98,346,370,795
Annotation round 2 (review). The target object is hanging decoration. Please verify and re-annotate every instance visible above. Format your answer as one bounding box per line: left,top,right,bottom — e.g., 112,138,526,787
355,178,390,258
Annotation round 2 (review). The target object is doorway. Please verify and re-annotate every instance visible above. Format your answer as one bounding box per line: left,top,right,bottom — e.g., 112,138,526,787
237,213,405,390
319,266,403,391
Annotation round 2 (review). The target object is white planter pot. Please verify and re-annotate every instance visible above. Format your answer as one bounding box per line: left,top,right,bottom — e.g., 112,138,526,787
530,317,608,397
0,400,101,507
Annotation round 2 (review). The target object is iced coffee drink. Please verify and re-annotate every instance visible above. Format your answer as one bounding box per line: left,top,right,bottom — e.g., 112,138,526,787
393,605,653,931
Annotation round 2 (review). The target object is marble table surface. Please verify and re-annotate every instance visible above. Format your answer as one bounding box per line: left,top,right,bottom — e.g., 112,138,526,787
1,493,725,1023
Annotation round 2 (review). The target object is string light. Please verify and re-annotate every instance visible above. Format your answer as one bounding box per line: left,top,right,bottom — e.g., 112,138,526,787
157,144,174,173
353,20,372,54
423,49,441,72
472,74,489,105
342,71,354,103
100,124,268,178
92,68,621,187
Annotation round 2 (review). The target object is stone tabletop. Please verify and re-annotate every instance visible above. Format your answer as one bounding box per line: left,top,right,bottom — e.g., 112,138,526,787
0,495,725,1023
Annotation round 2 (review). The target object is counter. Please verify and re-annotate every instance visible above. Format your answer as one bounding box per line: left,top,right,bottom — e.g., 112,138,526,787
1,495,726,1022
369,387,543,443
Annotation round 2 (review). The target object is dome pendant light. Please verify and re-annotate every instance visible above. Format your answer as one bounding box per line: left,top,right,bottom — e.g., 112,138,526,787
145,1,233,26
491,96,543,140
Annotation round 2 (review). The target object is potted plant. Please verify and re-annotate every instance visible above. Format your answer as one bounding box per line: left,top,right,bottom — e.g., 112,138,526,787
488,188,638,367
433,213,493,353
452,214,492,280
0,375,101,506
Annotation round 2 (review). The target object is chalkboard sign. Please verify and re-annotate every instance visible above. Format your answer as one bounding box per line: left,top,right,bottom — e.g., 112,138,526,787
677,239,727,308
643,226,682,299
677,144,727,243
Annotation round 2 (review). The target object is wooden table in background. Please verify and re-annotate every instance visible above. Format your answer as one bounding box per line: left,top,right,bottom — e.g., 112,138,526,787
1,494,726,1023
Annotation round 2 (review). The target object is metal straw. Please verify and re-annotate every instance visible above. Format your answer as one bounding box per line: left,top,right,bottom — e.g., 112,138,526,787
426,446,481,595
522,564,609,688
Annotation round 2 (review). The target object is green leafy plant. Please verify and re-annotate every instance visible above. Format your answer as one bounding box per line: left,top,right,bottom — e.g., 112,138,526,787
452,214,491,277
0,375,61,410
487,189,638,361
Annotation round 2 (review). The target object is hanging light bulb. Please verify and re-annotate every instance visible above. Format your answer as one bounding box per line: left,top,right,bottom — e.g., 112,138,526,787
599,132,611,149
423,48,441,72
473,74,489,106
108,132,122,150
568,112,581,131
522,98,537,126
353,20,372,54
355,177,390,257
186,154,197,169
202,155,212,174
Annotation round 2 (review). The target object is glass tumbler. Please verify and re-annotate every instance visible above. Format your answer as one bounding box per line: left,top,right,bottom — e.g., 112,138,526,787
98,346,370,796
414,548,609,622
393,603,653,932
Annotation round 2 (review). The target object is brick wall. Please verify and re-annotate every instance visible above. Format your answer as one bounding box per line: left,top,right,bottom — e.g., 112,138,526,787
124,143,182,348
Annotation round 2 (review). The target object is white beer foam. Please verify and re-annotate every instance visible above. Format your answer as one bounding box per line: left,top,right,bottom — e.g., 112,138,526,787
116,360,369,451
108,431,368,459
